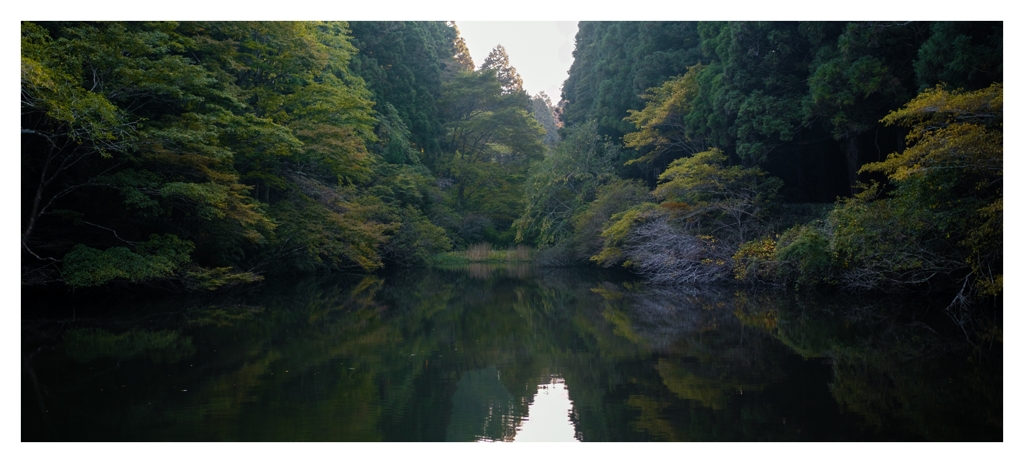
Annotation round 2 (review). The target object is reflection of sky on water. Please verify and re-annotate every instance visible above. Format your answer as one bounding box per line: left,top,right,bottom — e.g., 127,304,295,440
513,378,578,442
448,367,578,442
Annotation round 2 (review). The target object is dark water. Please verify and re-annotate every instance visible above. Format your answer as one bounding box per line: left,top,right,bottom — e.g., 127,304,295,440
22,265,1002,441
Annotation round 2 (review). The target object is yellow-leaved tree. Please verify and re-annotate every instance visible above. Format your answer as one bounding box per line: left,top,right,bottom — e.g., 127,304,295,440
623,64,708,166
829,83,1001,328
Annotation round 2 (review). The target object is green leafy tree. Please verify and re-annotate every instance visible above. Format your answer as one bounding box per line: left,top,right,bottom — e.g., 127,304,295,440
480,45,524,95
530,92,560,147
21,21,411,287
192,21,388,273
437,68,545,245
349,21,464,162
689,22,812,166
373,103,420,165
803,21,931,192
913,22,1002,92
561,22,703,142
513,121,619,246
21,21,274,287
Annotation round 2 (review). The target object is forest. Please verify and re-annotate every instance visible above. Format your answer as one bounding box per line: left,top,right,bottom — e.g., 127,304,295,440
21,21,1002,330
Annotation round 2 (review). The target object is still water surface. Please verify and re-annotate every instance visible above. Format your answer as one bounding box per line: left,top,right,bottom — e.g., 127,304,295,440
22,265,1001,441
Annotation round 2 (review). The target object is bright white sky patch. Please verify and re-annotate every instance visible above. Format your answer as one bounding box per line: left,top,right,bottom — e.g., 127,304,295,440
455,22,578,103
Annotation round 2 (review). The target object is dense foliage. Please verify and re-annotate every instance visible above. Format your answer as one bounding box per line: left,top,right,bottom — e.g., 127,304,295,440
22,21,1003,333
22,21,544,290
562,21,1001,198
519,21,1001,334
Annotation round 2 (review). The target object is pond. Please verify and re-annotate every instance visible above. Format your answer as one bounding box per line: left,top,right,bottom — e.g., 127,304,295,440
21,265,1002,441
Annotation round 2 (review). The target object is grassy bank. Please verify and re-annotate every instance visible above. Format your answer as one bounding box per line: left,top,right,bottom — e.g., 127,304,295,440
427,243,534,267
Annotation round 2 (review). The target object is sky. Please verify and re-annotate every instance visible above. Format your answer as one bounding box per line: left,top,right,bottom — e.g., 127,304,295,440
455,22,578,103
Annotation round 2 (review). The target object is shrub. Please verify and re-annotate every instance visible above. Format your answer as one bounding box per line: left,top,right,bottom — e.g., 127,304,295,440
61,234,193,288
425,252,470,267
570,179,650,263
732,237,778,283
775,224,832,286
653,148,781,245
383,206,453,267
619,214,732,285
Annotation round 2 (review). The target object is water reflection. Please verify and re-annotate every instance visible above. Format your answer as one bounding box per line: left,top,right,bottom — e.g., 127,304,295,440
21,268,1001,441
464,262,533,280
447,366,516,442
513,377,578,442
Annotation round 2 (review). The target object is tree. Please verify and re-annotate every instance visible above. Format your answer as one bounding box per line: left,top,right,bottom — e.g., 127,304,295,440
436,68,545,243
591,148,780,283
653,148,781,245
21,21,274,288
686,22,813,166
21,22,138,265
480,45,524,95
623,64,709,166
189,21,388,273
803,21,931,192
349,21,463,162
21,21,423,288
513,121,618,246
831,84,1002,302
561,22,703,142
914,22,1002,92
530,92,560,147
447,22,476,75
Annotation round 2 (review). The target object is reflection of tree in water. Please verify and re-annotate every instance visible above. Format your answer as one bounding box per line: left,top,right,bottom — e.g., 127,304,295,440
22,269,1001,441
619,285,733,350
464,263,533,280
593,284,804,439
446,366,517,441
63,328,195,364
735,291,1002,441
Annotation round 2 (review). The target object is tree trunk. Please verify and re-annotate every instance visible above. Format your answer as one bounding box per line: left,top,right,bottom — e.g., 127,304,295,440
844,135,861,196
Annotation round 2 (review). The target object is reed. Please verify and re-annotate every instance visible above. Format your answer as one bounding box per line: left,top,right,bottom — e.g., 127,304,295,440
466,242,493,261
427,243,535,267
506,244,532,262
